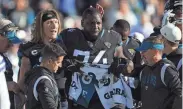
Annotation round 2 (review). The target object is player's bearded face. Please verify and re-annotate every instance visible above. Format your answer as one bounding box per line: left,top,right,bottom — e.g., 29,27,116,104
83,14,102,40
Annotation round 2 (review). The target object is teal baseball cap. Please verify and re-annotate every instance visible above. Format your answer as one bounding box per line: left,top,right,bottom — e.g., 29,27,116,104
136,41,164,52
0,18,22,44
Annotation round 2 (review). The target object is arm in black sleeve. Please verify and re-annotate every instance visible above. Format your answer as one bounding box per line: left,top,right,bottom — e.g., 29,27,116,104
164,67,182,109
114,32,134,75
37,79,58,109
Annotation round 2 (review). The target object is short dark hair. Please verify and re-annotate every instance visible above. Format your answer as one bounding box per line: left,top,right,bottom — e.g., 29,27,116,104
113,19,130,31
150,26,161,37
82,7,102,19
42,43,66,62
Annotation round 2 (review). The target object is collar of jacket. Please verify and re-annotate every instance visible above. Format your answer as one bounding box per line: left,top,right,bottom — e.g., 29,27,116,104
167,48,182,57
148,59,168,70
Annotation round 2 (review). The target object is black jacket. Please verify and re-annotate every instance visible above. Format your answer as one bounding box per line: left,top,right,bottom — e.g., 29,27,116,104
25,66,61,109
166,48,182,81
140,59,182,109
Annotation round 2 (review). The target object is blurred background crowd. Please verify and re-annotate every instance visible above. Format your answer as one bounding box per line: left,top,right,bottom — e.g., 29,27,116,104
0,0,168,82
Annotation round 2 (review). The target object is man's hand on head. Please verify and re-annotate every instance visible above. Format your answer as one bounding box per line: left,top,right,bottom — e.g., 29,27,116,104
90,4,104,17
96,4,104,17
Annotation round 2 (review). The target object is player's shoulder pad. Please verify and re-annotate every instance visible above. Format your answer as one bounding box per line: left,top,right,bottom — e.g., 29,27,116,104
59,28,81,36
104,29,122,45
161,59,177,69
59,28,83,41
19,41,44,57
19,41,35,57
108,29,121,39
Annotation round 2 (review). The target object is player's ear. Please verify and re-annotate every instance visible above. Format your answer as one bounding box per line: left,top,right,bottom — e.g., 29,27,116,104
48,58,52,64
48,57,54,64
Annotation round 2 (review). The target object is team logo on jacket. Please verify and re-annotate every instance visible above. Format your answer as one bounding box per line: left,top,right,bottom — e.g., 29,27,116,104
104,42,111,48
128,49,135,55
87,41,94,48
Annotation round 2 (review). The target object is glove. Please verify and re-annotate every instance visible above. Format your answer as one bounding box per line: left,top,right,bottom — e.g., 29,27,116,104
109,57,129,77
162,10,175,26
63,59,84,73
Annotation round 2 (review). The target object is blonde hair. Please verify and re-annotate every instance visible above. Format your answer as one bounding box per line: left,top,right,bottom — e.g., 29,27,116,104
31,9,62,43
145,35,164,44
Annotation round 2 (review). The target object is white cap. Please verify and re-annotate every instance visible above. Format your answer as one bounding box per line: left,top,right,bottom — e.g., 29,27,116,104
133,32,145,43
0,18,12,29
160,23,181,43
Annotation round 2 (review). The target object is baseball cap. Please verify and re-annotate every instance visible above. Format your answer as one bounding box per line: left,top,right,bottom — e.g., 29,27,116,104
136,41,164,52
0,18,22,44
160,23,181,44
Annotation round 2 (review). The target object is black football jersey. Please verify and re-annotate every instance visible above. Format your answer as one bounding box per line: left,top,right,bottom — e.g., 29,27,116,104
19,42,45,68
59,28,122,65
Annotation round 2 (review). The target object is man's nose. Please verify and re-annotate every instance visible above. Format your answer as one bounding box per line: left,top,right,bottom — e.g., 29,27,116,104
58,63,62,67
92,23,98,28
51,23,56,29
